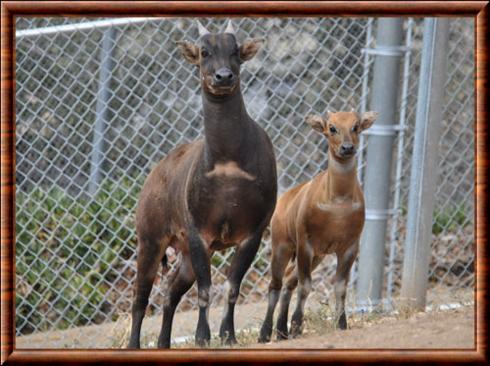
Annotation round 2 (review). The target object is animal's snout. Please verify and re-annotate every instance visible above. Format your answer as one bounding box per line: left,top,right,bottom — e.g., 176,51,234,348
214,68,235,86
340,143,355,156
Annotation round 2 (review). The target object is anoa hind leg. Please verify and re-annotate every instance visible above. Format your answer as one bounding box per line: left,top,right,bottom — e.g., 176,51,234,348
275,264,297,340
290,238,318,338
276,254,324,340
128,235,166,349
158,252,195,348
258,241,294,343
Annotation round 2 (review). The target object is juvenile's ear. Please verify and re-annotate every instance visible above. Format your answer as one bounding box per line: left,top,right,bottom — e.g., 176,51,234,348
239,38,265,62
360,111,379,131
176,40,200,65
305,114,326,133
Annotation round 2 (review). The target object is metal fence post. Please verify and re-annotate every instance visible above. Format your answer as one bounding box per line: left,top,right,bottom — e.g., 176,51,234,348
89,28,115,194
401,18,450,309
356,18,404,308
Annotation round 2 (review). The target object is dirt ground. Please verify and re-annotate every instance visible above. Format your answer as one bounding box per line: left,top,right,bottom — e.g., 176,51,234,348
249,306,474,349
16,287,474,349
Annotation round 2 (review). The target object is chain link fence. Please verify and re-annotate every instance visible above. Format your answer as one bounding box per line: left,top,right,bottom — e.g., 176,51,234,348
389,18,475,295
15,17,474,346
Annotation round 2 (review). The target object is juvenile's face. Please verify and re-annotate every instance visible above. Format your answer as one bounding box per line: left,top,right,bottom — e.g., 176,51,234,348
306,110,378,161
325,112,362,160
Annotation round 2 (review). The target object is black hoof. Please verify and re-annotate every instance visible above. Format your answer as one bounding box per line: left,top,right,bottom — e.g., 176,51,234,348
290,322,303,338
157,338,171,349
195,339,209,347
222,336,237,346
258,334,271,343
290,312,303,338
276,328,289,341
195,326,211,347
258,331,271,343
127,339,140,349
337,313,347,330
258,323,272,343
219,325,238,346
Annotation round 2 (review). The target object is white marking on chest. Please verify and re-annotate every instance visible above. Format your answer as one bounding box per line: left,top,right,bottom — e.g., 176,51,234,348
205,161,256,181
316,199,362,213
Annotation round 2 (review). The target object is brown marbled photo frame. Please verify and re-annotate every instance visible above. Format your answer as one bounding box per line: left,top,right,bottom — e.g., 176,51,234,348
1,1,488,364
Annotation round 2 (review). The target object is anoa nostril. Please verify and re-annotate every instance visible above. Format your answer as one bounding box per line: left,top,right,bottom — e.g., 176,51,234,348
215,68,234,82
341,144,354,154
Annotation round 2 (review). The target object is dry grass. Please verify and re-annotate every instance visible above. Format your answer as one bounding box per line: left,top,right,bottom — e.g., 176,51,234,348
17,286,473,349
173,327,261,349
109,313,132,348
112,289,473,348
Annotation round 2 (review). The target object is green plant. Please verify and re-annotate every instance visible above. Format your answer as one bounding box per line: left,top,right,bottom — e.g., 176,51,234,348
16,177,142,334
398,202,470,235
432,202,470,235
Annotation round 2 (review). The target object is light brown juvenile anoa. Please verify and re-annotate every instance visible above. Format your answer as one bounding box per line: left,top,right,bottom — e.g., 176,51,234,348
258,110,378,342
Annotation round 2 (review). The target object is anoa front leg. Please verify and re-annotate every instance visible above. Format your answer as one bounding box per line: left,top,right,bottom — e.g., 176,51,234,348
219,228,264,345
334,243,358,330
290,232,314,338
187,226,212,347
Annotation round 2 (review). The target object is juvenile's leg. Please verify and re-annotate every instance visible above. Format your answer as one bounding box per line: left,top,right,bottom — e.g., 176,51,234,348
275,267,297,340
187,227,212,347
290,243,314,338
219,229,264,345
334,244,358,330
276,254,325,340
258,243,293,343
158,254,195,348
128,237,165,348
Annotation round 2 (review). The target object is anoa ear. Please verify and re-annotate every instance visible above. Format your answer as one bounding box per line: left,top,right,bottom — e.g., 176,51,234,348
360,111,379,131
239,38,265,62
305,114,326,133
175,40,200,65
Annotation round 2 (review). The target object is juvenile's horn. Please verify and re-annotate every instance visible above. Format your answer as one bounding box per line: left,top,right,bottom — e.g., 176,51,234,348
224,20,235,34
197,20,210,36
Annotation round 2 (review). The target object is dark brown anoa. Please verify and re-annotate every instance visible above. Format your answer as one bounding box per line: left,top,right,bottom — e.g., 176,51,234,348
128,21,277,349
258,110,378,343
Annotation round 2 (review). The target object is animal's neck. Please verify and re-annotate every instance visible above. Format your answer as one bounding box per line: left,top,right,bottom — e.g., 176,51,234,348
324,151,359,200
201,86,252,164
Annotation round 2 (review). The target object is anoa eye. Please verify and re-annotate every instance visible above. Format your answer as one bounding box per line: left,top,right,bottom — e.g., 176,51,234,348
329,126,337,134
201,49,210,58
